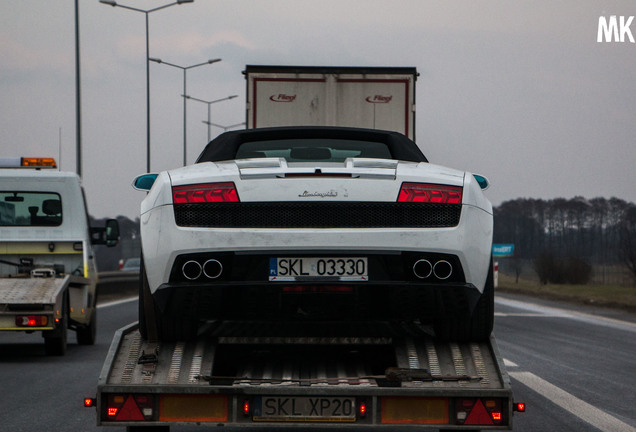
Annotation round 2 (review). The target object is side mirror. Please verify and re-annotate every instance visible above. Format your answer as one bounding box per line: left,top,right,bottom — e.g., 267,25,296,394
91,219,120,247
105,219,120,247
133,173,158,191
473,174,490,191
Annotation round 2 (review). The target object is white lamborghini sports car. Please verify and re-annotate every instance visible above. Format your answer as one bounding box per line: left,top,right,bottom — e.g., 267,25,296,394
134,126,494,342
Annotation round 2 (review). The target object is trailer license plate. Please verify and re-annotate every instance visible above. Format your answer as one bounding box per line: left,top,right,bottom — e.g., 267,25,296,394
269,257,368,281
253,396,356,422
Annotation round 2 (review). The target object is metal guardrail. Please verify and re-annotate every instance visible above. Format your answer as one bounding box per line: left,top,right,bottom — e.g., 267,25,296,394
97,271,139,300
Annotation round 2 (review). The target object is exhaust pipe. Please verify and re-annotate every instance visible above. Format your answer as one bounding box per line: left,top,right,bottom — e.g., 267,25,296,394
182,260,202,280
433,260,453,280
413,259,433,279
203,259,223,279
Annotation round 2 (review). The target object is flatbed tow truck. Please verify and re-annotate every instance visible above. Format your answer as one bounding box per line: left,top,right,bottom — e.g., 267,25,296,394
88,319,524,430
0,157,119,355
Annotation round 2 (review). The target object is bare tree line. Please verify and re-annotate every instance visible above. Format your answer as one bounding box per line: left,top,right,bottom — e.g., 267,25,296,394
494,197,636,285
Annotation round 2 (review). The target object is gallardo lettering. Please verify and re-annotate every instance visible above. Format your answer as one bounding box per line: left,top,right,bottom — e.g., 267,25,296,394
598,15,635,42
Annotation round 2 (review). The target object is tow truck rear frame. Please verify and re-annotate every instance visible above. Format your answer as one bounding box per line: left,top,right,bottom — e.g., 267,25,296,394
93,321,521,430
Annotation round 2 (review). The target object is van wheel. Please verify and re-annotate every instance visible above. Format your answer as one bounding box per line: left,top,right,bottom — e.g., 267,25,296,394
76,308,97,345
44,293,68,356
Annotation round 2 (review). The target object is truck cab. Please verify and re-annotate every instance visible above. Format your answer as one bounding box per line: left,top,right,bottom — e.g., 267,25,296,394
0,157,119,355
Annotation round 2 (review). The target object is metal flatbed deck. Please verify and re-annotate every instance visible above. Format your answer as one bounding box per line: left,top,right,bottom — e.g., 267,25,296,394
96,321,515,430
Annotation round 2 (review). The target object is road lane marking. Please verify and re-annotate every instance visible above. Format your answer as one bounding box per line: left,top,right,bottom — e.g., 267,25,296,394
509,371,636,432
495,297,636,333
503,358,518,368
98,296,136,309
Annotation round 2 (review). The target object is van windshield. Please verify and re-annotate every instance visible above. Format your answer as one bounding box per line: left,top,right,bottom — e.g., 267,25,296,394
0,192,62,226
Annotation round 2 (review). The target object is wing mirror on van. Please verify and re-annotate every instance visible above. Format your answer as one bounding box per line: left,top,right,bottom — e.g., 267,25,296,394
91,219,120,247
133,174,158,191
473,174,490,191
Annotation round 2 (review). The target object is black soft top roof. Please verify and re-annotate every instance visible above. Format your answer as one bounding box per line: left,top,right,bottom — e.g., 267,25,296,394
195,126,428,163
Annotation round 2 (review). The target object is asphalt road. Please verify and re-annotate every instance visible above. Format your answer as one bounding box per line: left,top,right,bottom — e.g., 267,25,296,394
0,292,634,431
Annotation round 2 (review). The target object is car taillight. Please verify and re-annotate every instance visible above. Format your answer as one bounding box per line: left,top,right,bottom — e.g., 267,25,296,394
172,182,239,203
397,183,462,204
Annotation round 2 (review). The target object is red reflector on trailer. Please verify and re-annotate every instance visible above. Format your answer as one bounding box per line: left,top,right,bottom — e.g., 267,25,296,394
116,396,145,421
464,399,494,426
397,183,462,204
173,182,239,203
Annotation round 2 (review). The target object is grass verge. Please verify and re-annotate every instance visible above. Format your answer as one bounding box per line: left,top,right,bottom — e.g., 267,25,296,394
496,273,636,314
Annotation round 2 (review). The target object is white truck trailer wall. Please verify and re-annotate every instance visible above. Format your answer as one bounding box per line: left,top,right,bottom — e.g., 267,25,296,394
245,66,417,140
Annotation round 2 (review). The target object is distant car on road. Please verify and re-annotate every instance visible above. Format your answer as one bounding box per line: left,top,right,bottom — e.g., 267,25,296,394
120,257,141,272
133,126,494,342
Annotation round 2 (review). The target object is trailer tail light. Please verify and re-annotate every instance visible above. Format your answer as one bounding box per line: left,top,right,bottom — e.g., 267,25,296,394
381,397,449,424
243,400,251,416
104,394,155,422
514,402,526,412
15,315,48,327
359,401,367,418
173,182,239,203
84,398,96,408
456,398,506,426
397,183,462,204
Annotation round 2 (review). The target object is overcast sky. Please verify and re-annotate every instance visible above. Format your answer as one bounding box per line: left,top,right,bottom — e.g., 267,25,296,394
2,1,635,218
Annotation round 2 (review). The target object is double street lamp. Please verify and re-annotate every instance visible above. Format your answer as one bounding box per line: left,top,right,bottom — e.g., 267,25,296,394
183,94,238,142
99,0,194,173
203,121,246,132
150,58,221,166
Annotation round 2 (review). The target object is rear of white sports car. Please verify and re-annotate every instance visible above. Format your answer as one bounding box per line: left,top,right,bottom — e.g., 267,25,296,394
136,127,493,342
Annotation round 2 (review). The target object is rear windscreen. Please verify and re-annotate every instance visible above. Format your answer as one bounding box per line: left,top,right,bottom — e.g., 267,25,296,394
235,138,393,162
0,192,62,226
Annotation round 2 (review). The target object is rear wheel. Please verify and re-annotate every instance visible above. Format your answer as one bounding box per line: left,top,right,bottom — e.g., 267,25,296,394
434,259,494,342
139,258,199,342
76,307,97,345
44,293,68,356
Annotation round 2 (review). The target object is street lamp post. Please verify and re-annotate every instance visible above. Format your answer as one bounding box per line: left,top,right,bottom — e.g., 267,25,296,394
203,121,246,132
99,0,194,173
182,94,238,142
150,58,221,166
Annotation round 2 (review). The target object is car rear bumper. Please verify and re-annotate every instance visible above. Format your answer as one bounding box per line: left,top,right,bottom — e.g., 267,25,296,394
152,278,482,324
141,204,493,298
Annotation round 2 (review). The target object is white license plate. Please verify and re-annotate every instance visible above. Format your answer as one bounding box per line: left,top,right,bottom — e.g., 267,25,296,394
269,257,368,281
253,396,356,422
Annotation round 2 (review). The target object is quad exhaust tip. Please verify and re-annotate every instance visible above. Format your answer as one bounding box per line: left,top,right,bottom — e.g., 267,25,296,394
413,259,453,280
413,259,433,279
203,259,223,279
182,259,223,280
182,260,202,280
433,260,453,280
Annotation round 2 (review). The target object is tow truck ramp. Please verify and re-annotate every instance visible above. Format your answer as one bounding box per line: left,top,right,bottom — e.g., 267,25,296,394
94,321,520,430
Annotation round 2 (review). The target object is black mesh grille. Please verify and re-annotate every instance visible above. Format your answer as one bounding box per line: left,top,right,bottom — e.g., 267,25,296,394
174,202,461,228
